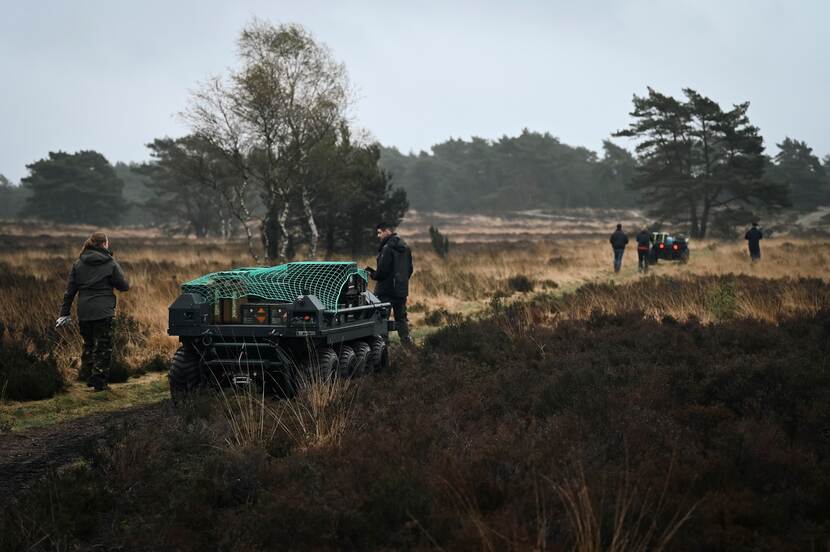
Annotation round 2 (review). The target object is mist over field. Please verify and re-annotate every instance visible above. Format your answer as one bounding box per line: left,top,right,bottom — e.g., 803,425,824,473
1,2,830,551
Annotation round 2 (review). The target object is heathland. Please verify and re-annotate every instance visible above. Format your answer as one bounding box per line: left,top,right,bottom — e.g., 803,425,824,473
1,212,829,550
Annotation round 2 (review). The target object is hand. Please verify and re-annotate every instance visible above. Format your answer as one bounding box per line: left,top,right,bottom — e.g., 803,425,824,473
55,316,72,329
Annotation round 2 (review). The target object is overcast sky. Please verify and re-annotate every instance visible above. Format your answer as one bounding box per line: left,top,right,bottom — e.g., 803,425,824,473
1,0,828,182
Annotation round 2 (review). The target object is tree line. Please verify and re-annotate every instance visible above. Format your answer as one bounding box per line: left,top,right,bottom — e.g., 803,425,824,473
2,21,829,242
382,122,830,235
380,132,638,211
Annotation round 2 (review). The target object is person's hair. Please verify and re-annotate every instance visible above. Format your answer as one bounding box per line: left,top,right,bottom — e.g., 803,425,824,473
80,231,108,256
376,222,394,231
616,223,622,230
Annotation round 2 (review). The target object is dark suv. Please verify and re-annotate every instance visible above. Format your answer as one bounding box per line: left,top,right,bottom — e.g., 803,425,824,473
649,232,690,264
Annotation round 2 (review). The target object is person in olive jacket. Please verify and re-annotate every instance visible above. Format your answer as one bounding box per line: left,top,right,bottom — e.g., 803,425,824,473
56,232,129,391
366,222,414,345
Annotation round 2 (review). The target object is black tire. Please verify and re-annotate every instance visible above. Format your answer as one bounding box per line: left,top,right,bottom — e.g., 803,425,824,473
169,344,203,402
366,336,389,373
680,250,690,264
337,345,358,378
351,341,371,377
310,346,339,384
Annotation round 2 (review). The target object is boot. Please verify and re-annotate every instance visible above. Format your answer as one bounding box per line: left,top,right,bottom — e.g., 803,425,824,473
90,374,109,392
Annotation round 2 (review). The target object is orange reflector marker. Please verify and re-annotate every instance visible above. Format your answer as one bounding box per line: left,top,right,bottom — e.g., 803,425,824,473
255,307,267,323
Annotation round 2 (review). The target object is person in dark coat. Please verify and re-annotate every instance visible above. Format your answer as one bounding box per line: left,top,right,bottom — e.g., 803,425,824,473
366,222,414,345
745,222,763,262
635,228,652,273
609,224,629,273
56,232,130,390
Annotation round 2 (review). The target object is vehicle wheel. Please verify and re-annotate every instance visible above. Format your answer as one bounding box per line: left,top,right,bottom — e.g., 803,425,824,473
366,336,389,373
680,251,690,264
351,341,371,377
337,345,357,378
313,346,339,384
169,344,203,402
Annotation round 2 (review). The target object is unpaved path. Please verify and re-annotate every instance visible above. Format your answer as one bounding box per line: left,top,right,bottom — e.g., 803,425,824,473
0,401,170,505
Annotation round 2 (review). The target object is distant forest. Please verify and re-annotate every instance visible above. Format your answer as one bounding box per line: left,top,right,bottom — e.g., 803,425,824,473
380,130,637,211
2,131,828,225
379,129,830,213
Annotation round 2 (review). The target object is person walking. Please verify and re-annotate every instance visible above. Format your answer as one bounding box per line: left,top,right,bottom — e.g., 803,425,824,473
366,222,414,346
609,223,629,273
635,228,651,273
56,232,130,391
745,222,763,262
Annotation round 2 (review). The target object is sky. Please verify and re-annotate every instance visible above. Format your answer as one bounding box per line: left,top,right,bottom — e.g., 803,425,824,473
1,0,828,183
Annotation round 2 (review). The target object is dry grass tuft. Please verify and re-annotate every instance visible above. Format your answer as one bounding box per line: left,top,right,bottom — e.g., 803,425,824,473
275,367,359,450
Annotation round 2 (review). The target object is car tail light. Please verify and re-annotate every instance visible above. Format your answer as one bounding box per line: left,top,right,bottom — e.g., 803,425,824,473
672,244,679,250
659,243,665,249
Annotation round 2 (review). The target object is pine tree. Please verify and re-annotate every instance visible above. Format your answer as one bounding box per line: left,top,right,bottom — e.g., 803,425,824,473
614,88,790,238
22,151,126,225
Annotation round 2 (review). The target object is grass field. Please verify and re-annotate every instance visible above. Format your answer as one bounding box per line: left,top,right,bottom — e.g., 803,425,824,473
1,214,830,550
2,214,829,421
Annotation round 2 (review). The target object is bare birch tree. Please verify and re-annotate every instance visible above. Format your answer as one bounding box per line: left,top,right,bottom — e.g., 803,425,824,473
183,19,350,262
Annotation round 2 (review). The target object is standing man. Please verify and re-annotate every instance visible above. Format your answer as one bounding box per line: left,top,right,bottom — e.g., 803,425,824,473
609,223,629,273
745,222,763,262
635,227,652,273
56,232,130,391
367,222,414,346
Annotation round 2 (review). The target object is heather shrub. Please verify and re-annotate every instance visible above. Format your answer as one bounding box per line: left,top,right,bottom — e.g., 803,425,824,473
506,273,534,293
0,343,65,401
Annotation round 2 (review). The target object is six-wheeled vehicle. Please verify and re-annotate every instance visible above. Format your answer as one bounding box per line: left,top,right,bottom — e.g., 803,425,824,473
167,261,392,399
648,232,690,264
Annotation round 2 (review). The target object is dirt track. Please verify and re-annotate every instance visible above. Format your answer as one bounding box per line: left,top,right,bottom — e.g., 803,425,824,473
0,401,170,505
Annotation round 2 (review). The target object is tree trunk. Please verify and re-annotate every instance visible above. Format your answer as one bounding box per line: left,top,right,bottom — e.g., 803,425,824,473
262,206,283,263
689,201,701,239
350,215,362,259
278,202,290,260
302,189,318,259
700,200,711,239
324,209,336,258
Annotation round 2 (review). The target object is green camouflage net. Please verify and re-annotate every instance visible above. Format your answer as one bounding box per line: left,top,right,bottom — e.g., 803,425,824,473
181,261,368,312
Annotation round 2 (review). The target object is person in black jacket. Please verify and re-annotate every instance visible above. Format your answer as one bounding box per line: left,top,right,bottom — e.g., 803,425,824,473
56,232,130,391
745,222,763,262
609,224,629,273
366,222,414,345
635,228,652,273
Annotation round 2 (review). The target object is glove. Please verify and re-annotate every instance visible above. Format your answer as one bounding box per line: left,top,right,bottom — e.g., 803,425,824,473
55,316,72,329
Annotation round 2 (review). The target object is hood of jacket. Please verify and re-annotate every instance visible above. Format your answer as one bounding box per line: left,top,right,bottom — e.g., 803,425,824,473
379,233,407,253
80,247,113,266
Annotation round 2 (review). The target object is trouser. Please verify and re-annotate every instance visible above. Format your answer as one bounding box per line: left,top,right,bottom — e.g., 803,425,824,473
749,246,761,261
377,295,412,344
79,317,113,384
613,248,625,273
637,249,649,272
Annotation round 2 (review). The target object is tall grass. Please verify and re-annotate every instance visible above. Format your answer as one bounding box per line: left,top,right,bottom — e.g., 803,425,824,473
207,353,359,452
275,367,359,450
550,461,697,552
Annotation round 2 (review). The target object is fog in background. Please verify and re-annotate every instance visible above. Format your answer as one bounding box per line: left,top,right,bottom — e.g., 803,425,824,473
1,0,828,182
